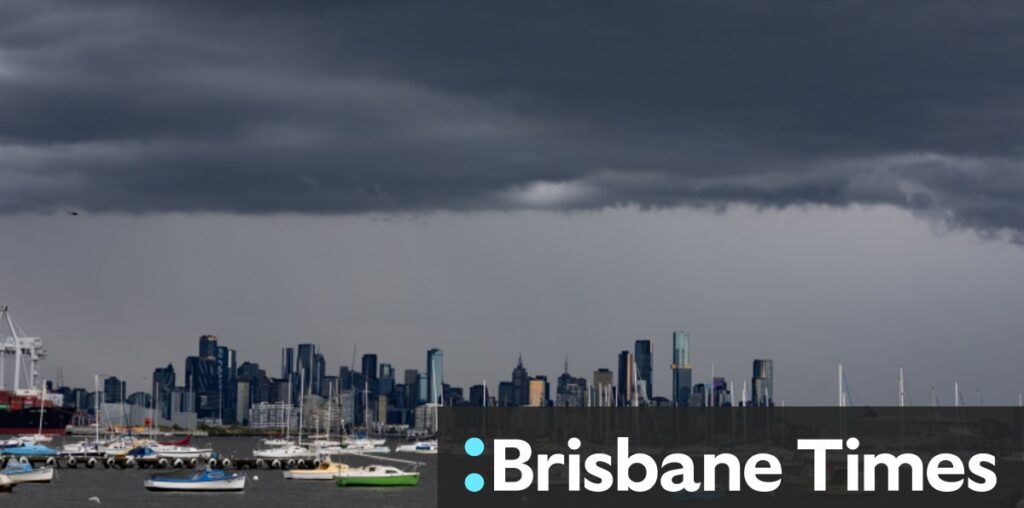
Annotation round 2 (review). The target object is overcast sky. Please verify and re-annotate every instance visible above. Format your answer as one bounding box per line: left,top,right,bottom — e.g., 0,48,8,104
1,2,1023,404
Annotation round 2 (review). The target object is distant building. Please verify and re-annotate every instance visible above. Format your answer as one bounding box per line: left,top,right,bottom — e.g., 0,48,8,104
152,364,176,419
426,349,443,405
634,339,653,401
361,353,378,397
511,356,530,406
528,377,548,407
281,347,294,379
617,351,634,406
671,331,691,406
555,360,587,407
498,381,515,406
592,368,614,407
249,402,297,430
752,359,774,407
103,376,126,404
469,384,489,406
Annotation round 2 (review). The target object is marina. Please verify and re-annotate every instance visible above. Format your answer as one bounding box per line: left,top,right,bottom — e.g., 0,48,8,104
0,436,436,506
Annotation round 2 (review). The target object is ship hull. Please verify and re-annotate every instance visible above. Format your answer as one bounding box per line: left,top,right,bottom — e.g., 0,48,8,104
0,408,74,435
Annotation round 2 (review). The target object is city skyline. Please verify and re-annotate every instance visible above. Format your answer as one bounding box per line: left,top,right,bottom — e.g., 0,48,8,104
2,3,1024,407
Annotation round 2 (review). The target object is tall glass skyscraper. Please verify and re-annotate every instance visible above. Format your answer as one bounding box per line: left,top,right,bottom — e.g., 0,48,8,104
617,350,634,406
634,340,653,401
752,359,774,407
672,331,691,406
426,348,443,404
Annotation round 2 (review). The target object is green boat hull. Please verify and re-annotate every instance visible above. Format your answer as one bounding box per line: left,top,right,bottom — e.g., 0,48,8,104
336,474,420,487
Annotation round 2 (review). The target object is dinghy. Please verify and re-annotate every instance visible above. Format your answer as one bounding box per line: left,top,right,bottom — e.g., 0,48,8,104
1,461,54,484
144,467,246,492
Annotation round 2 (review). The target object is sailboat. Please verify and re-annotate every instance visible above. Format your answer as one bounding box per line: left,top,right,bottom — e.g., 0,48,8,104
18,378,53,444
144,466,246,492
335,465,420,487
1,460,54,484
343,380,389,453
255,368,312,461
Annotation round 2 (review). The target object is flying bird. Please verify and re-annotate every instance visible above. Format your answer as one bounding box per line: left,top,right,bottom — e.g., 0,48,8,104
87,496,101,504
66,210,79,216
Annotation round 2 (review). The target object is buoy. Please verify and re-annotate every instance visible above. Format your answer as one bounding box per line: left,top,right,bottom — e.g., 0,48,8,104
86,457,97,468
312,459,322,468
105,457,116,468
125,458,136,468
67,456,78,467
221,458,231,469
297,459,306,468
208,458,218,468
189,458,198,467
173,458,184,468
157,458,169,468
46,457,58,466
271,459,281,469
254,458,264,468
18,456,29,464
286,459,296,468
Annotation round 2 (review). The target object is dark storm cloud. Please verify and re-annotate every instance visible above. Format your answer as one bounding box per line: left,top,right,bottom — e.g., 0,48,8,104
3,2,1024,238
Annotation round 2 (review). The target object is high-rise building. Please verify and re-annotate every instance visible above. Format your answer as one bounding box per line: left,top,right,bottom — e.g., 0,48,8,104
152,364,176,419
672,366,693,406
426,349,443,404
511,355,530,407
592,368,614,407
281,347,294,379
634,339,653,401
361,353,378,397
198,334,218,358
752,359,774,407
416,372,428,405
528,377,548,407
378,363,395,396
297,343,317,395
469,384,489,406
103,376,126,404
555,359,587,407
313,352,326,396
671,331,691,406
617,351,634,406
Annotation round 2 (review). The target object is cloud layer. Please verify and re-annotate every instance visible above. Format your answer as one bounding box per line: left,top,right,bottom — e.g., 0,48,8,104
3,2,1024,239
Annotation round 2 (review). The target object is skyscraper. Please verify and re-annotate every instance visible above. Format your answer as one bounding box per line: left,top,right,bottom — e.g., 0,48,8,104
617,351,634,406
281,347,294,379
671,331,692,406
152,364,176,419
592,368,614,407
751,359,774,407
297,343,316,395
361,353,378,397
634,339,653,401
103,376,126,404
511,355,529,407
426,348,443,404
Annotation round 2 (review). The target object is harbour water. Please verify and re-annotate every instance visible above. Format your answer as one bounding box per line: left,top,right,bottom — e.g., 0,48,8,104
1,437,438,508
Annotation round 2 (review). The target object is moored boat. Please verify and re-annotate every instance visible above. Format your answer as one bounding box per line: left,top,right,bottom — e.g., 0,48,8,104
1,461,54,484
0,474,12,492
253,444,313,460
283,460,350,480
1,442,58,456
395,440,437,454
144,468,246,492
335,465,420,487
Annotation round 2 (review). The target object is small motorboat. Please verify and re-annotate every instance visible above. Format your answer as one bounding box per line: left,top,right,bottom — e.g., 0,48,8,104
335,465,420,487
395,440,437,454
144,467,246,492
283,460,350,480
0,474,13,492
344,440,391,454
1,443,59,456
1,461,55,484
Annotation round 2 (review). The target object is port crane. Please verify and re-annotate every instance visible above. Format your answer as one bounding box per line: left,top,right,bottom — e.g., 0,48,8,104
0,305,47,395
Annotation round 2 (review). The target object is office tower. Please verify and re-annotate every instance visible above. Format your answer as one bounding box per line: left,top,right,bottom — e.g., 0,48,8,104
712,377,728,407
752,359,774,407
528,377,549,407
416,372,429,404
617,351,634,406
313,352,326,396
690,383,707,407
361,353,378,397
216,345,238,423
671,331,691,406
338,366,353,390
469,384,489,406
281,347,294,379
152,364,176,420
592,368,614,407
556,359,587,407
426,348,443,405
198,334,218,358
379,363,395,396
297,343,316,394
634,339,653,401
103,376,126,404
511,355,530,407
498,381,515,406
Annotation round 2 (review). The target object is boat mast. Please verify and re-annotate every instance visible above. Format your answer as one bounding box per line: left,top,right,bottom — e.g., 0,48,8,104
94,374,101,443
298,367,305,446
898,365,906,407
37,377,45,437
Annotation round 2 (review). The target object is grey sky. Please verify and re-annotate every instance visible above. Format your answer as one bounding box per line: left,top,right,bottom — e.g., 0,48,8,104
1,2,1023,403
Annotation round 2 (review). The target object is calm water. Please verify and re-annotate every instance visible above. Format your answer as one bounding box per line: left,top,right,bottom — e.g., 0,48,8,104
2,437,438,508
